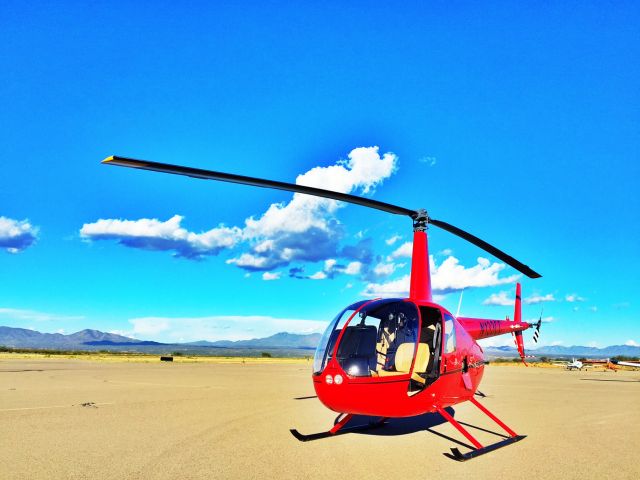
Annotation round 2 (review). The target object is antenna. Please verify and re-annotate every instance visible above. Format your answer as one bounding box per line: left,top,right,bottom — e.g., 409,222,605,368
456,289,464,317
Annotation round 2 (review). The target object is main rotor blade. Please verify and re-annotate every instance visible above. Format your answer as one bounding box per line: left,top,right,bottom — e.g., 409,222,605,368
102,156,415,217
102,155,541,278
429,218,542,278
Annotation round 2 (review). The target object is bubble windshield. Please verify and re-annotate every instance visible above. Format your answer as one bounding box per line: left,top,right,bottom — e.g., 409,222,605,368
313,300,368,374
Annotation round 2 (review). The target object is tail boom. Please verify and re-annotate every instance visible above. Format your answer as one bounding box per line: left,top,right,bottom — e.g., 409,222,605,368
458,283,533,364
457,317,531,341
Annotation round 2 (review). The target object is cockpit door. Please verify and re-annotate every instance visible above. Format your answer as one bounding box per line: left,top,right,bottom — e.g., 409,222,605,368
410,306,443,392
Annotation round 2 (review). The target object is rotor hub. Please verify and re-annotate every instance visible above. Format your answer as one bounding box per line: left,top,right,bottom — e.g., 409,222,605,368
412,209,429,232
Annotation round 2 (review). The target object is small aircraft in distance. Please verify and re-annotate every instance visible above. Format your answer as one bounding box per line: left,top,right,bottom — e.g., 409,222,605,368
555,358,639,372
582,359,619,372
611,359,640,369
554,359,587,371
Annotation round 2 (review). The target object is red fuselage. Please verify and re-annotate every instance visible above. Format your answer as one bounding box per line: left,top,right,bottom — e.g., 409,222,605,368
312,229,534,418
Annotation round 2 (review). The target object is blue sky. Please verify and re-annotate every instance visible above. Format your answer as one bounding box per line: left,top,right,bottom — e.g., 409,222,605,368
1,2,638,347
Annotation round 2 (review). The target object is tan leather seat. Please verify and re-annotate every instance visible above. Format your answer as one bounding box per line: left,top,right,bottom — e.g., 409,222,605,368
377,342,430,382
409,342,430,384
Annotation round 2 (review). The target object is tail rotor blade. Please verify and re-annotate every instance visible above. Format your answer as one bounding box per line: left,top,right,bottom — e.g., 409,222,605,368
533,308,543,343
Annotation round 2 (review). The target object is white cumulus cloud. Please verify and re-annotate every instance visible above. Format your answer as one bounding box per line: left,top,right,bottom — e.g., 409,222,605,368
362,274,411,298
130,317,172,336
344,261,362,275
363,255,519,298
262,272,281,281
483,291,513,306
0,216,39,253
524,293,556,304
81,215,242,259
431,256,519,294
385,235,401,246
227,253,275,269
373,262,396,277
387,241,413,260
85,147,396,279
235,146,396,270
303,259,363,280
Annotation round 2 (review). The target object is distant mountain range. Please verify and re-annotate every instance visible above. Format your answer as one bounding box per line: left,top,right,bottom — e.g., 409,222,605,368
0,326,163,349
184,332,321,349
1,325,638,358
0,326,320,351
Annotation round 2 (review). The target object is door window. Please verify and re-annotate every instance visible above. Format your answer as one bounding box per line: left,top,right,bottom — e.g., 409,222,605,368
444,314,457,354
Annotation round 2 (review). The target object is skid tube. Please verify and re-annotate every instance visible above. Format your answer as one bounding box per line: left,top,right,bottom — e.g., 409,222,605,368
290,414,388,442
436,396,526,461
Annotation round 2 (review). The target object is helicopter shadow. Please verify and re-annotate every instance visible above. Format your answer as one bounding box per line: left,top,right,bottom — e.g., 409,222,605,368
580,378,640,383
347,408,476,451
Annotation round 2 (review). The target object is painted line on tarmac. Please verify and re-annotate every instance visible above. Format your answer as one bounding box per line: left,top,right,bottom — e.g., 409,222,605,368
107,380,216,388
0,402,114,412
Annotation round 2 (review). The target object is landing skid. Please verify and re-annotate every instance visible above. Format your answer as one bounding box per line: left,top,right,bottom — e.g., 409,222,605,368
290,414,387,442
437,396,525,462
448,435,526,461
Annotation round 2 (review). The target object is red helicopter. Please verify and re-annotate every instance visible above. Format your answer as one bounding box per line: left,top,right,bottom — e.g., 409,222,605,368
102,155,542,461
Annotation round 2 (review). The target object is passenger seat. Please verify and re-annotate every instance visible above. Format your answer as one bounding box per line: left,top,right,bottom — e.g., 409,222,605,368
377,342,430,383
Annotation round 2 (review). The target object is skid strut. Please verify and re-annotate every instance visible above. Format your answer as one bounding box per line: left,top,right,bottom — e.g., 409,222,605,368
436,397,525,461
290,414,387,442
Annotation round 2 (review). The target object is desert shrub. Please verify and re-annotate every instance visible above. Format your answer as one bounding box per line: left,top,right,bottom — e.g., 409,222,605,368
613,355,640,361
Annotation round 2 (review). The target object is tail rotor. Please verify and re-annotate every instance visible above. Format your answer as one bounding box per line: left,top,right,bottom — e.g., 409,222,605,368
532,308,543,344
512,286,543,365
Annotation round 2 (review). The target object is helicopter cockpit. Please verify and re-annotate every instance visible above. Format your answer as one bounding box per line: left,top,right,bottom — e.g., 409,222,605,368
313,299,442,392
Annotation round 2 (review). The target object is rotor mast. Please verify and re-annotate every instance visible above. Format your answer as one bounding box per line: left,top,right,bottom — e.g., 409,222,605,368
409,210,432,302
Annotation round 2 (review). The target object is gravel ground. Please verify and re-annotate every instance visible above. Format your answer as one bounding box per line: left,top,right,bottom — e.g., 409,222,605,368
1,358,638,479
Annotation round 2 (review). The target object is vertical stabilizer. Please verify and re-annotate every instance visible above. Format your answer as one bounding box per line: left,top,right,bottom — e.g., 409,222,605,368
514,282,522,323
512,283,527,365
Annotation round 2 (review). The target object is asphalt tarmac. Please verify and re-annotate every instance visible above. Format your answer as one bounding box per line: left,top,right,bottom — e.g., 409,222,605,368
1,358,639,479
